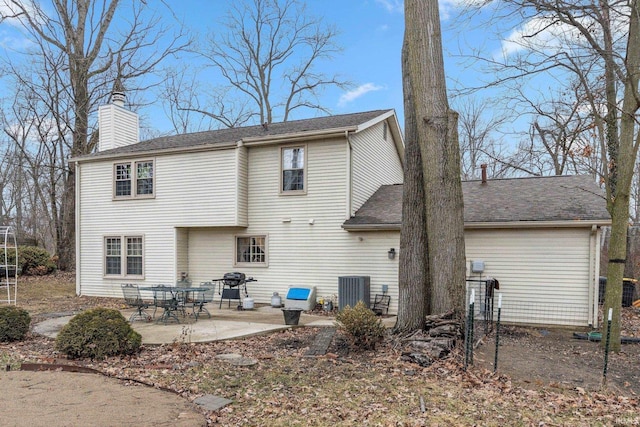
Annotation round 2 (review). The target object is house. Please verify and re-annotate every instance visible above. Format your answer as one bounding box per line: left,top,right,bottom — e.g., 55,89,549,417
71,92,404,312
344,174,611,327
71,93,610,327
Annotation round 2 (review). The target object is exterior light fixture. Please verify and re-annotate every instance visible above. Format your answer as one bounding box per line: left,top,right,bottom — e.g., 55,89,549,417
388,248,396,260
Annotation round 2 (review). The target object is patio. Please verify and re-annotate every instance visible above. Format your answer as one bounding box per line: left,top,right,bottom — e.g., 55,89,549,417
33,304,397,345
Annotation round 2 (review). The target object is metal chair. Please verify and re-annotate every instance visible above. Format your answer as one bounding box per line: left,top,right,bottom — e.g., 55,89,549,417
121,284,151,322
192,282,215,320
175,279,193,317
152,286,180,324
371,294,391,316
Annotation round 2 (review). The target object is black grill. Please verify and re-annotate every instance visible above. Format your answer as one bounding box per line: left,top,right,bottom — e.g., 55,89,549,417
223,272,246,287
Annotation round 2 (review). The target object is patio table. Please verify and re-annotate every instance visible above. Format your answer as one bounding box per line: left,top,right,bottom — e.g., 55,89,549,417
139,285,213,324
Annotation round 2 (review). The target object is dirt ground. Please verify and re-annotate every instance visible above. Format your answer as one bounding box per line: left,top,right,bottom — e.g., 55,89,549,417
474,322,640,397
2,273,640,425
0,370,204,427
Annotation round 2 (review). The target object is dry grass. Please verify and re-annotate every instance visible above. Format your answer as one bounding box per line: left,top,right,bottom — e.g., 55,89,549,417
7,272,122,318
1,274,639,426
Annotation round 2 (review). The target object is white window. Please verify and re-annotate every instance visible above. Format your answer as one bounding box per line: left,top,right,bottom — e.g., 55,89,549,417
235,235,267,266
281,146,306,193
113,160,154,199
104,236,144,277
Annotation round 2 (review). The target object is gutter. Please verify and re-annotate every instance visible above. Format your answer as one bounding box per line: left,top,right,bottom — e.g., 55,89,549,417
75,161,81,296
70,127,359,164
69,141,238,164
346,130,353,219
342,219,612,231
241,127,357,145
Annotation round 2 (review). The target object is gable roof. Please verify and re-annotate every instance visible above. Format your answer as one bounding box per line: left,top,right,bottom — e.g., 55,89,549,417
342,175,611,230
72,109,398,162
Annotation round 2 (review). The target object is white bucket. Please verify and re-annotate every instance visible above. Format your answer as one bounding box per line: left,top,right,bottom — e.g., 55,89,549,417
242,297,255,310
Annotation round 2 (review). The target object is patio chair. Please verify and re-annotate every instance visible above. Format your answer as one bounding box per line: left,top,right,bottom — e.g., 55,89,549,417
121,284,152,322
175,279,194,317
192,282,215,320
371,294,391,316
152,286,180,324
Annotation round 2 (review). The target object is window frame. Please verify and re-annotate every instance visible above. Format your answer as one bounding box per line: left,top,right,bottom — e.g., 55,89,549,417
103,235,145,278
280,145,307,195
234,234,268,267
112,159,155,200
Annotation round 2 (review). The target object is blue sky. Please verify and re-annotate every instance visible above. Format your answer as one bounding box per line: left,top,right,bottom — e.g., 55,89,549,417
150,0,508,134
0,0,527,137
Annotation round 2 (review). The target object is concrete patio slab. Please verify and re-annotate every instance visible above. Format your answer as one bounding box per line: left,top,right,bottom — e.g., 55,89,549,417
32,304,396,345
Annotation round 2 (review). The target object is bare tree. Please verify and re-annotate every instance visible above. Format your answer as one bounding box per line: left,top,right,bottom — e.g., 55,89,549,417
176,0,349,127
460,0,640,350
395,40,429,333
396,0,467,332
0,0,189,269
455,97,508,180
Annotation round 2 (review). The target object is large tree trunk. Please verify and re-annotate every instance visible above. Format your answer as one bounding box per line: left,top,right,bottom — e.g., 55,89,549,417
395,39,429,333
404,0,467,320
603,0,640,352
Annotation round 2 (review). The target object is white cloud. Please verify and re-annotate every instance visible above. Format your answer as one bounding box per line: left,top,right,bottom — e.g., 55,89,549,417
495,10,630,61
338,83,384,107
494,17,563,60
375,0,403,14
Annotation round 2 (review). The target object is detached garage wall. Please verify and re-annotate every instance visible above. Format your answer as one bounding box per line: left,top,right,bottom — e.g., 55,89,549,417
464,227,600,327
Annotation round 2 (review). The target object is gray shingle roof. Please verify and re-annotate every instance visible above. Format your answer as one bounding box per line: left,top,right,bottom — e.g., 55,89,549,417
80,109,392,159
342,175,610,229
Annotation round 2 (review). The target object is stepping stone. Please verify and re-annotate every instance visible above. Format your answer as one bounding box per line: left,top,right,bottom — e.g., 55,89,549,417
215,353,242,361
193,394,233,411
304,327,336,356
228,357,258,367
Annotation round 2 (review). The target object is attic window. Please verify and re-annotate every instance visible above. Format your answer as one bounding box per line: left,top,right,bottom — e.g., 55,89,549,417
281,145,306,194
383,122,388,141
113,159,155,199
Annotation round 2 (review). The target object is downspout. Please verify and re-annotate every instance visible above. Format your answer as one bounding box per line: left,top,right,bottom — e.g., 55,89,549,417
345,130,353,219
75,161,81,296
589,225,600,328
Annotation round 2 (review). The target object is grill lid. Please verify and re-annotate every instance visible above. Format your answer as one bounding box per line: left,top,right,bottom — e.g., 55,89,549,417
223,272,246,286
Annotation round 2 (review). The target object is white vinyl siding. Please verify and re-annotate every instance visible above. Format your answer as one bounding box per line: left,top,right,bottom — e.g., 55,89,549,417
175,228,189,281
350,122,403,213
236,145,249,226
182,138,400,310
98,104,139,152
465,228,593,326
77,147,247,296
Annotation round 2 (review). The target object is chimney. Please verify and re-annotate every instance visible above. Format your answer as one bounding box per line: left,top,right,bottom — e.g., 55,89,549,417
111,78,126,107
98,81,139,152
481,164,488,184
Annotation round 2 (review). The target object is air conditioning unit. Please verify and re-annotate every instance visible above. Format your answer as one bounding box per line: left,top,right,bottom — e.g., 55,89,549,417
338,276,370,310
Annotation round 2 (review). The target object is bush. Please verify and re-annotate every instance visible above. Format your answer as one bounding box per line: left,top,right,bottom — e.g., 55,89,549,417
335,301,385,350
0,306,31,342
0,246,56,276
55,308,142,360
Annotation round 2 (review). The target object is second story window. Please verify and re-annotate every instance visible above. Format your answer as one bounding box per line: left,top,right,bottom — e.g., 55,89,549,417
281,146,305,193
114,160,154,199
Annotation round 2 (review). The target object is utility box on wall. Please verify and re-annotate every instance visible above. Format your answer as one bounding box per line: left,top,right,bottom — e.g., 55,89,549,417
338,276,371,310
470,260,485,274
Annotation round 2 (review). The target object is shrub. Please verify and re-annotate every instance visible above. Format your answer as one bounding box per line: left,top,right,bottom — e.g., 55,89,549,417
19,246,57,275
0,246,56,276
55,308,142,360
0,306,31,342
335,301,385,350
